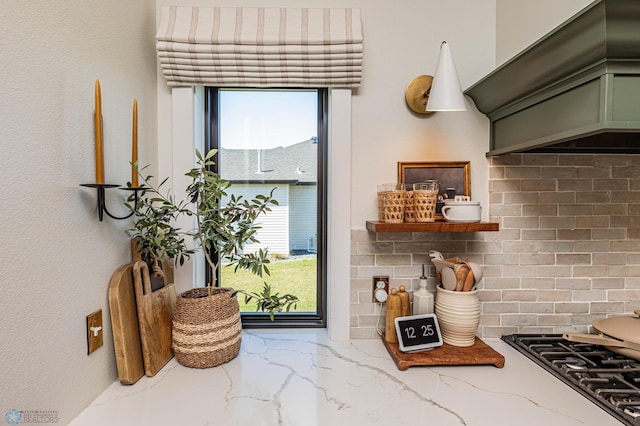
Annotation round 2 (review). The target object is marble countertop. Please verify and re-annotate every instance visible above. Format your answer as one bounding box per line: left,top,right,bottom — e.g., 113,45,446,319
71,330,622,426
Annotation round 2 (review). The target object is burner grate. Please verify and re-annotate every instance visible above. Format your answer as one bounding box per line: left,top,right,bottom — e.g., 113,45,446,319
503,334,640,426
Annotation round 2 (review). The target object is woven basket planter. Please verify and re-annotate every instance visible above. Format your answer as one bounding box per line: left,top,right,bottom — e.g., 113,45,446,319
172,287,242,368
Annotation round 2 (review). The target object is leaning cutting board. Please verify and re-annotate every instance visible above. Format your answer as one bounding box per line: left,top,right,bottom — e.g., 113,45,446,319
133,260,176,376
108,263,144,384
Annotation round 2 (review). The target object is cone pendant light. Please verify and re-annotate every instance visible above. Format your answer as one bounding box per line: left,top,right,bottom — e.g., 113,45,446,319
426,41,466,112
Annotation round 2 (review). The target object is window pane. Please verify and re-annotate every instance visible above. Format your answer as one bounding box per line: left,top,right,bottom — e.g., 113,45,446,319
217,90,318,314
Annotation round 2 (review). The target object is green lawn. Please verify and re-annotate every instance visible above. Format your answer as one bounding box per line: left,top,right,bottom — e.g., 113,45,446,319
221,257,317,313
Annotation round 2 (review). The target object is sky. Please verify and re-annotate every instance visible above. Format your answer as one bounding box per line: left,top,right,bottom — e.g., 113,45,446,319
219,90,318,149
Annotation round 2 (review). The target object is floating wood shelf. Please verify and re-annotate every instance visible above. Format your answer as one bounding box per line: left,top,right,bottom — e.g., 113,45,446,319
366,221,499,233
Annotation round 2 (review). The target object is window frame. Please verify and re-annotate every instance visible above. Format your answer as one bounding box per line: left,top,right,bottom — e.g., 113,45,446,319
204,87,328,328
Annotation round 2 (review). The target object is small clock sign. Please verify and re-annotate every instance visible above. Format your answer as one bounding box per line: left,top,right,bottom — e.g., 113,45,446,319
394,314,443,352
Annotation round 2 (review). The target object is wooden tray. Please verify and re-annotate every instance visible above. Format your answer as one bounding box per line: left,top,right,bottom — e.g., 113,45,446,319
382,335,505,370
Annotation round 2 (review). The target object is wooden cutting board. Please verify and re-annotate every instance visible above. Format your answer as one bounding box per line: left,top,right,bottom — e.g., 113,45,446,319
108,263,144,384
133,261,176,377
130,238,174,291
382,334,505,370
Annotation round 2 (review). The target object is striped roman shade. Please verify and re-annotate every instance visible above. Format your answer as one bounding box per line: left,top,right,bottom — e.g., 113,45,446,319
156,6,363,88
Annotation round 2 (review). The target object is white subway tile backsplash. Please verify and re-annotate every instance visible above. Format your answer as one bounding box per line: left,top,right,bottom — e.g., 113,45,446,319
626,278,640,287
555,278,591,290
624,300,640,311
537,265,573,277
502,314,537,326
375,254,412,266
519,253,555,265
504,192,539,204
505,166,541,179
477,290,502,302
539,191,577,203
557,179,593,192
483,302,519,313
519,302,553,313
521,229,557,240
556,254,591,265
539,216,575,229
571,290,606,301
591,301,625,313
575,216,609,228
502,290,537,302
483,278,520,290
554,302,590,314
503,216,539,229
594,179,630,191
521,278,555,289
592,253,627,265
523,154,558,166
540,166,577,179
575,241,611,253
608,289,640,300
559,155,594,166
572,265,609,277
591,278,625,289
350,153,640,338
522,179,557,192
534,290,572,302
350,255,375,266
557,229,591,240
538,314,573,326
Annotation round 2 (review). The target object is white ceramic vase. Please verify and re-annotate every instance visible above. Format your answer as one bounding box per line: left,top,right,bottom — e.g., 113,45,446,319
435,285,480,347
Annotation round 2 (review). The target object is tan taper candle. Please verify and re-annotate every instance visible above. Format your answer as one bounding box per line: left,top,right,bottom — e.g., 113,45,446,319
94,80,104,184
132,99,138,187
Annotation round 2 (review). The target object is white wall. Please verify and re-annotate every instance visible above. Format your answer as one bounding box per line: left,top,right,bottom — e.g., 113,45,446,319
0,0,157,422
349,1,496,226
496,0,593,65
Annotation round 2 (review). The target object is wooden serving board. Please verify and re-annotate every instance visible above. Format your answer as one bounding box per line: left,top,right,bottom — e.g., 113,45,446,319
133,261,176,377
108,263,144,384
130,238,174,292
382,334,505,370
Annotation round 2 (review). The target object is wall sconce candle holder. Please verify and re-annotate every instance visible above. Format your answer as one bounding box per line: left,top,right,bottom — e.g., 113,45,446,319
80,184,143,221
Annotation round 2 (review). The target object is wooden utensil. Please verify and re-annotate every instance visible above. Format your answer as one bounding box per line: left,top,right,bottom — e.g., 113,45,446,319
108,263,144,385
454,264,469,291
441,267,457,291
133,261,176,377
563,313,640,361
462,270,475,291
563,331,640,361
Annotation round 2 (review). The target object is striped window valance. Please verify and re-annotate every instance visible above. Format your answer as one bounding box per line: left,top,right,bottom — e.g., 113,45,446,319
156,6,363,88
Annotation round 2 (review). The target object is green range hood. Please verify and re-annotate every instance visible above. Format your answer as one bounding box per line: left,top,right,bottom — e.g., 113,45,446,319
465,0,640,156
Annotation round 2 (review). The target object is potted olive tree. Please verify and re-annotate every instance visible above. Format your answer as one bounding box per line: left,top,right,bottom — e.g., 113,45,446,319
127,149,298,368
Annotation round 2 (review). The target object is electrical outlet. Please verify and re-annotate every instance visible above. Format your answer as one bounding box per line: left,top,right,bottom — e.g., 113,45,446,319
372,276,389,302
87,309,103,355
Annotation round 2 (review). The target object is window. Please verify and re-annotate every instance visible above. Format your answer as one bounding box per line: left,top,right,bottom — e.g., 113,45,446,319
205,88,327,327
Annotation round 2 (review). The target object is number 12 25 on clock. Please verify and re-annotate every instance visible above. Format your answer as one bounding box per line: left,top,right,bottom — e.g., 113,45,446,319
394,314,443,352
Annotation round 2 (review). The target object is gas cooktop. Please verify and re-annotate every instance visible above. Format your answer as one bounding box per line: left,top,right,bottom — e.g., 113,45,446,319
503,334,640,426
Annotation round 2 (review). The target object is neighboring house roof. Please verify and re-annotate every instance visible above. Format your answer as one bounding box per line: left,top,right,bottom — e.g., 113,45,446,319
220,138,317,184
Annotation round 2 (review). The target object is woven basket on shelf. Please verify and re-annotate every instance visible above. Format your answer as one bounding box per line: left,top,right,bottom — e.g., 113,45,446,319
172,287,241,368
380,189,405,223
413,189,438,222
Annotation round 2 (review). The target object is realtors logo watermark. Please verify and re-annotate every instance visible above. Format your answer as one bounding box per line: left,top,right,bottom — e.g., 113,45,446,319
5,410,59,424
